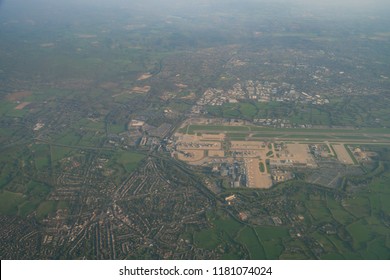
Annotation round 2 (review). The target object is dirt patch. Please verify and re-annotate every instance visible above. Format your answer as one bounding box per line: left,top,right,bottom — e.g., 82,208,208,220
245,158,272,188
131,86,151,94
15,102,31,110
285,144,314,164
270,143,317,167
201,133,225,141
137,73,153,81
175,83,188,88
231,141,265,150
180,92,196,100
99,82,119,90
7,91,32,101
333,144,355,164
34,122,45,131
208,150,225,157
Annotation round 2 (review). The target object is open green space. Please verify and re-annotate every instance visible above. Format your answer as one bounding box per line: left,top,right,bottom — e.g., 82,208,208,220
305,200,333,222
73,118,105,132
237,227,266,259
194,211,291,259
0,179,54,217
343,197,371,218
214,217,242,238
326,235,362,259
169,101,193,113
55,131,82,146
78,130,104,146
36,201,57,220
115,151,146,173
0,164,16,189
27,181,51,199
31,144,51,170
51,146,75,163
259,162,265,172
193,228,220,250
347,219,374,250
108,123,127,134
326,198,355,224
194,210,242,250
18,200,41,217
0,101,19,116
310,231,339,254
366,237,390,259
0,191,26,215
106,150,146,185
255,226,289,259
279,239,310,259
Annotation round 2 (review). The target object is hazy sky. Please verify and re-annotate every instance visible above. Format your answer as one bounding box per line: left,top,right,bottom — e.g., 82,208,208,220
1,0,390,24
1,0,390,11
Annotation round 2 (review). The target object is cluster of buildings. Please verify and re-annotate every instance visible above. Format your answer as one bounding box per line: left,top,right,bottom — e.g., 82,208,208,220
191,80,329,115
215,162,246,188
253,118,291,128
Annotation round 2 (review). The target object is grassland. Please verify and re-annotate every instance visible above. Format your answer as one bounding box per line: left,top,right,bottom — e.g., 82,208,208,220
255,226,289,259
237,227,266,259
0,191,26,215
115,151,146,173
259,162,265,172
36,201,57,220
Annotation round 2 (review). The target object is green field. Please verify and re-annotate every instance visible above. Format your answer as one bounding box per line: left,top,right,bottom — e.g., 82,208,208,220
18,200,41,217
0,191,26,215
193,228,220,250
51,146,74,162
56,131,81,146
306,200,333,222
115,151,146,173
195,211,290,259
326,198,355,224
343,197,371,218
237,227,266,259
32,144,51,170
259,162,265,172
255,226,289,259
36,201,57,219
